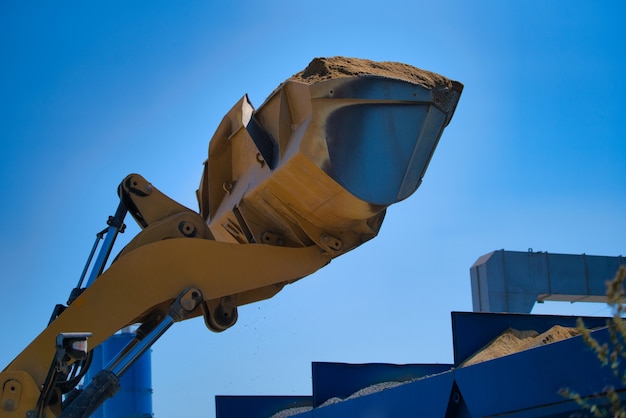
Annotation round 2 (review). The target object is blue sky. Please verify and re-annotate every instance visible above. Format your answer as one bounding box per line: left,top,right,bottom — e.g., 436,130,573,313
1,1,625,416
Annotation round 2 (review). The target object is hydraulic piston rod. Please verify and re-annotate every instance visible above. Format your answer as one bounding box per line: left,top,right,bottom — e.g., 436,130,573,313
59,288,203,418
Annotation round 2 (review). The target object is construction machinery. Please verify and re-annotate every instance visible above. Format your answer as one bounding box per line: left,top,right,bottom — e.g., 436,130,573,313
0,57,463,417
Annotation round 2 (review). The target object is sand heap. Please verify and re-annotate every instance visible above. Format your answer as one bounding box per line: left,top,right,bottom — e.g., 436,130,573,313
269,406,313,418
290,56,455,90
462,325,581,367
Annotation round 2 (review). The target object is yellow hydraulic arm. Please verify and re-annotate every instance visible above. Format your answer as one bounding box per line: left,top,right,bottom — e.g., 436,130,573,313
0,57,462,417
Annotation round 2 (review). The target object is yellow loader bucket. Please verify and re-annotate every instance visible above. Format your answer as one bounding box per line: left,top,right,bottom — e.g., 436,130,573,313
199,57,463,256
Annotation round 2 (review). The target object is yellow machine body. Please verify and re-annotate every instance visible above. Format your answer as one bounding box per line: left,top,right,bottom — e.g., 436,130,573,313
0,57,462,417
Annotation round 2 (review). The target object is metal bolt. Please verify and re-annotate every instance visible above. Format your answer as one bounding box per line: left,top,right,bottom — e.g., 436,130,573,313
179,221,196,237
3,398,15,411
182,298,195,311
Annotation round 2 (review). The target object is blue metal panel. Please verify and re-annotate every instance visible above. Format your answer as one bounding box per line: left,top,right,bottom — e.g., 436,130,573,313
479,393,626,418
311,362,453,407
300,371,455,418
454,327,623,417
214,395,312,418
451,311,609,366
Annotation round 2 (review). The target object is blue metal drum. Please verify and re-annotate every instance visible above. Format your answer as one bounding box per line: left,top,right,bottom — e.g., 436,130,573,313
85,332,153,418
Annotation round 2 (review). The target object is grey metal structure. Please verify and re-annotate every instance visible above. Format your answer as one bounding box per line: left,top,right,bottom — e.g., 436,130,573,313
470,249,625,313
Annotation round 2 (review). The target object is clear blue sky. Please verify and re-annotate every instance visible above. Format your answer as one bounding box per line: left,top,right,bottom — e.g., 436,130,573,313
1,1,625,417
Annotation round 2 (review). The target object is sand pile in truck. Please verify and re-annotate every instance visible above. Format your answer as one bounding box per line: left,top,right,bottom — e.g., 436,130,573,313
462,325,581,367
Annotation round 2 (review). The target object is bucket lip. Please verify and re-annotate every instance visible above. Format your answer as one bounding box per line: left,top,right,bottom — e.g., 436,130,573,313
305,76,462,120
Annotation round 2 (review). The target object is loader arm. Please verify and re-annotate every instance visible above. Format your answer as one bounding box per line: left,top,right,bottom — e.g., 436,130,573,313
0,57,462,417
3,240,330,417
